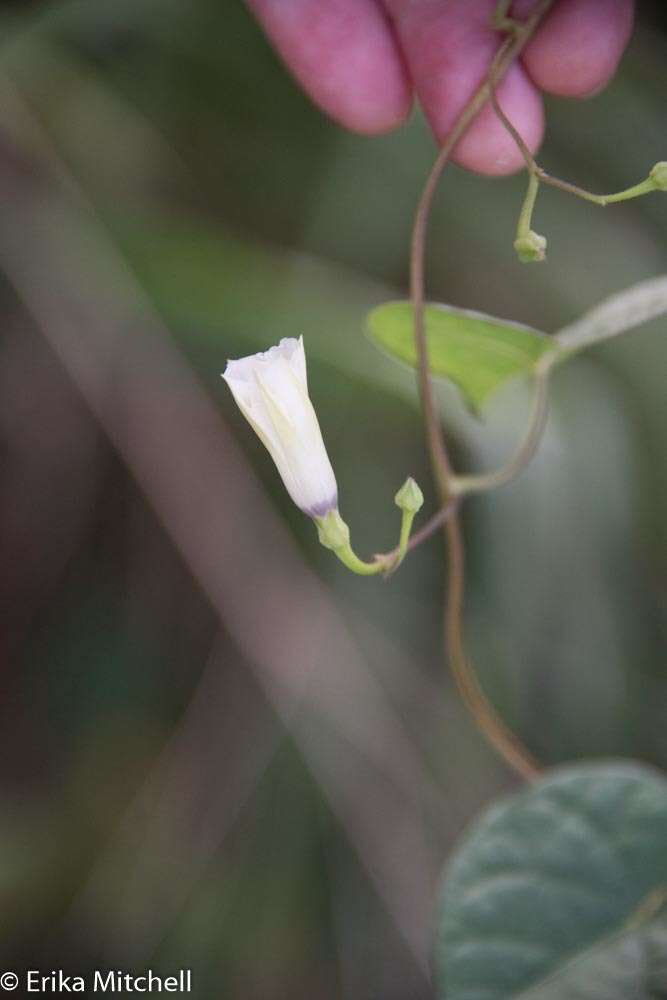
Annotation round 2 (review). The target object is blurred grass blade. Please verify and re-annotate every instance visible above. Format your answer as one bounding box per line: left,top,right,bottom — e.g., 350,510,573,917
436,761,667,1000
367,301,549,413
554,274,667,356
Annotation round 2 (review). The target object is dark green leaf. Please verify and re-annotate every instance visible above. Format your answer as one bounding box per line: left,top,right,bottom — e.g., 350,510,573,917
436,761,667,1000
517,913,667,999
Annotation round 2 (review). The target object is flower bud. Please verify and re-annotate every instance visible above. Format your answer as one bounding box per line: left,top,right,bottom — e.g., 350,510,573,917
649,162,667,191
394,477,424,514
223,337,338,517
514,230,547,264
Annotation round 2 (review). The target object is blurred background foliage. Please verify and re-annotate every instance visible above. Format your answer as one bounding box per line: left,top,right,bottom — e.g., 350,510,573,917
0,1,665,997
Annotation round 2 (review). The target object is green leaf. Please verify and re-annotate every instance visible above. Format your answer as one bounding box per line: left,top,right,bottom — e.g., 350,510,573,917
435,761,667,1000
367,301,551,413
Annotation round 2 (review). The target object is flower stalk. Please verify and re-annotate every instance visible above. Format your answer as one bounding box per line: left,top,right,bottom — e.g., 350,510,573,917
315,477,424,577
513,174,547,263
315,510,385,575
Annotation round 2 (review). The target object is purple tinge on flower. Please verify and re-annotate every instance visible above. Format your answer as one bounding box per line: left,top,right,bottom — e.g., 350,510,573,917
222,337,338,516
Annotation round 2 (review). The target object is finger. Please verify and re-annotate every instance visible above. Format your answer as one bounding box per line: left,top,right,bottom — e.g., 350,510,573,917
521,0,635,97
245,0,412,134
384,0,544,176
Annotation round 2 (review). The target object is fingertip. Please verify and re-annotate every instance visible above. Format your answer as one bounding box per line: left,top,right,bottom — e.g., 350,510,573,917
389,0,544,175
451,64,545,176
246,0,412,134
522,0,635,98
343,83,413,136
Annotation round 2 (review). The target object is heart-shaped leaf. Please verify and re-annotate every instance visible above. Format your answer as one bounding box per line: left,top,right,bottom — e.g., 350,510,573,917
367,301,551,413
436,761,667,1000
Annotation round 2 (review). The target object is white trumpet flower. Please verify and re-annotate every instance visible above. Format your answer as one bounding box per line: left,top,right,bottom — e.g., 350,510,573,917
222,337,338,517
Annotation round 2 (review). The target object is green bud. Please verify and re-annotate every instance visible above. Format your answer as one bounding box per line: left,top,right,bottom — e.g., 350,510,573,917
315,509,350,551
394,477,424,514
649,162,667,191
514,230,547,264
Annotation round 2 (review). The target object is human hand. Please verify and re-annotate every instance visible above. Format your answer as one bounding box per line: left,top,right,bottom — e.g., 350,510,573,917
245,0,634,175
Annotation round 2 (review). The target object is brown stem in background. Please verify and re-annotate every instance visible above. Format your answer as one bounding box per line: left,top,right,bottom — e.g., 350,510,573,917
410,2,554,782
0,76,445,972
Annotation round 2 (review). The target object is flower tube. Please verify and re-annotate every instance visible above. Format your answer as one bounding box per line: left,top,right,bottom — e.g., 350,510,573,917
222,337,338,517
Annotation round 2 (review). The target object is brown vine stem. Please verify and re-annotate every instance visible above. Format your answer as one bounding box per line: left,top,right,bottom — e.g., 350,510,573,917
410,1,555,782
405,499,457,553
489,81,660,208
451,366,551,496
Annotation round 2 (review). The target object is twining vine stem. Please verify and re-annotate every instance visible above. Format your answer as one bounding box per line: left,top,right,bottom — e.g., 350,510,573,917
488,78,665,237
410,1,556,782
451,365,551,496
